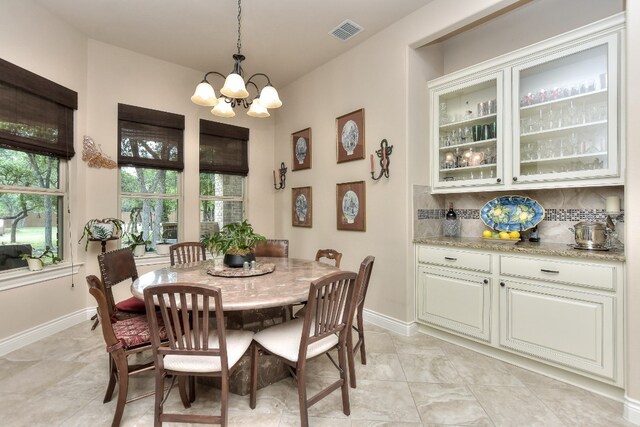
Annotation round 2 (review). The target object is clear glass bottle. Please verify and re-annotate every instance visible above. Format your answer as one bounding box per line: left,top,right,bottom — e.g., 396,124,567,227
443,203,460,237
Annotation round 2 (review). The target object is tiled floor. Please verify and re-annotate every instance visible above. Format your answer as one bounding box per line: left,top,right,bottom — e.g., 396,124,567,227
0,321,634,426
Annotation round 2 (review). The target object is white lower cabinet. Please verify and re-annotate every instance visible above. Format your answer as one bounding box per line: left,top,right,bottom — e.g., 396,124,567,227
499,279,614,379
417,266,491,341
415,244,623,385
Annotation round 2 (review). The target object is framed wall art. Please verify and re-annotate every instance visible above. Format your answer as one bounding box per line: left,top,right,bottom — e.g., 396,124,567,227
336,108,365,163
292,128,312,171
292,186,312,227
336,181,366,231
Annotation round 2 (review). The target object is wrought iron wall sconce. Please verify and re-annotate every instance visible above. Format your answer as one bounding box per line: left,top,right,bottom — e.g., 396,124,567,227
370,139,393,180
273,162,287,190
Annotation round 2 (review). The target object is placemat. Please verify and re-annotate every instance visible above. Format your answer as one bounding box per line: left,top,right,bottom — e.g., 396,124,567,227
207,262,276,278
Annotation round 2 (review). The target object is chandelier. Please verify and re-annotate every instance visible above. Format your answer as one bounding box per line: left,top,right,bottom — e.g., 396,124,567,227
190,0,282,118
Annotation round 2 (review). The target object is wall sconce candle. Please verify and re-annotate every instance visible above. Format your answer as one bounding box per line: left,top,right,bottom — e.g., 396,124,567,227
273,162,287,190
371,139,393,180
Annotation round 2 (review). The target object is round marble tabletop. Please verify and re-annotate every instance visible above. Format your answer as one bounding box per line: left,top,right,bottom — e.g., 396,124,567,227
131,257,339,311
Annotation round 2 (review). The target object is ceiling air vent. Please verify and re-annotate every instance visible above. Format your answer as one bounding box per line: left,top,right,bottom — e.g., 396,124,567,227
329,19,363,41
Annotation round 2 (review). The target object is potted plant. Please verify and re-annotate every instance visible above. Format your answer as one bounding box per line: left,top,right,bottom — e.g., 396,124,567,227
20,246,62,271
201,220,266,267
128,231,151,257
79,218,125,250
155,229,172,256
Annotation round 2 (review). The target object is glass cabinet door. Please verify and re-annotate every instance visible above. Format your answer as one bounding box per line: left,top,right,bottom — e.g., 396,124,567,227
432,72,503,188
513,35,618,182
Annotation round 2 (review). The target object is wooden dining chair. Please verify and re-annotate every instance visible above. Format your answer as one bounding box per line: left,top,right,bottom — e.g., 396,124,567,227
347,255,375,388
169,241,207,266
249,271,359,427
315,249,342,267
86,275,167,427
144,283,254,426
253,239,289,257
98,248,146,318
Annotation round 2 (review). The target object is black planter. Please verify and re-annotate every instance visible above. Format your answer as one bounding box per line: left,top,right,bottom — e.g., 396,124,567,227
223,252,256,268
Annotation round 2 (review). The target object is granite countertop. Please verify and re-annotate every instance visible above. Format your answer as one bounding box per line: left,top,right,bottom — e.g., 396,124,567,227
413,236,625,262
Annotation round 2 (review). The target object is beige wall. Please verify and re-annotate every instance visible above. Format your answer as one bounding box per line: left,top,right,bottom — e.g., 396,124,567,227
625,0,640,414
0,0,88,337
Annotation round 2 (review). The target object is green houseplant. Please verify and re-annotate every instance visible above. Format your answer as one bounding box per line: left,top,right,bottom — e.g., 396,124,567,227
128,231,151,257
20,246,62,271
78,218,125,250
201,220,266,267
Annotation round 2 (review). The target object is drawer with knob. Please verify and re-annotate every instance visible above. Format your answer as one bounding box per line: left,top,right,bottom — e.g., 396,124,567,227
499,255,615,291
417,246,491,273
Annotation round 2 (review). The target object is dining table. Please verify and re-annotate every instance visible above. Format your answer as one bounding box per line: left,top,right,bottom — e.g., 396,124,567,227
130,257,340,395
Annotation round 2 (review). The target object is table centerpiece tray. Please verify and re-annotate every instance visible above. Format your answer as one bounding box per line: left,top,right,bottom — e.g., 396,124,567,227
207,262,276,278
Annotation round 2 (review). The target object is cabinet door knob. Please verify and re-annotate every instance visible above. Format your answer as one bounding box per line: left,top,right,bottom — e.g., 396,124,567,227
500,281,505,287
497,178,502,183
513,176,518,182
483,279,489,284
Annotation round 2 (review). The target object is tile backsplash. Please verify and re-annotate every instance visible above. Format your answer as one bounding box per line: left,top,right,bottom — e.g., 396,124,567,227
414,185,624,245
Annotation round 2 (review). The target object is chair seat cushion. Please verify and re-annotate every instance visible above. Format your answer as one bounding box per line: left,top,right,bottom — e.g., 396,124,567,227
115,296,146,313
253,318,339,363
112,312,166,349
163,329,254,373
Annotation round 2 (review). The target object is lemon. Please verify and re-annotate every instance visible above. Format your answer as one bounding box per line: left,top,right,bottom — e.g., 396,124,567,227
499,231,510,239
482,230,492,238
509,231,520,239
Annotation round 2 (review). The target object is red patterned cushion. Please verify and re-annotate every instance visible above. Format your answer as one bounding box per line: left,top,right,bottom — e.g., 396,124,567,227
115,296,146,313
112,312,167,349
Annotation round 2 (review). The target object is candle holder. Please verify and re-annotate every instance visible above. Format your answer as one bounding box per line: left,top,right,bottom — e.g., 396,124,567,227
370,139,393,180
273,162,287,190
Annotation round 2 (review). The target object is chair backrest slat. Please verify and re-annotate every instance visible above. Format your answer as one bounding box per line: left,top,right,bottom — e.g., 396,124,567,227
169,242,207,266
356,256,375,308
144,283,225,366
300,271,358,360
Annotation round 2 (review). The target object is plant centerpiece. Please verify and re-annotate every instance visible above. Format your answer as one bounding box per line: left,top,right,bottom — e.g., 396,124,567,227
201,220,266,268
78,218,125,250
20,246,62,271
128,231,151,257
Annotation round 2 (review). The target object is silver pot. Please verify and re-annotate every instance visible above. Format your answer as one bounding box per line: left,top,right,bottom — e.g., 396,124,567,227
569,221,610,250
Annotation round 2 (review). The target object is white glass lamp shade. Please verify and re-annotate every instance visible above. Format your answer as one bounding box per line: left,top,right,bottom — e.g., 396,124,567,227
259,85,282,108
190,81,218,106
247,99,270,118
211,98,235,118
220,73,249,98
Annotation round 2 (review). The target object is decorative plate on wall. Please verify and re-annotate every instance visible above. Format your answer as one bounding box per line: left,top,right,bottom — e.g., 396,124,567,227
480,195,545,232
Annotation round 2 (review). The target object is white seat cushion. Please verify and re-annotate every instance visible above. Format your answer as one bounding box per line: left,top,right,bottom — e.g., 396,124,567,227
253,318,339,363
163,329,254,373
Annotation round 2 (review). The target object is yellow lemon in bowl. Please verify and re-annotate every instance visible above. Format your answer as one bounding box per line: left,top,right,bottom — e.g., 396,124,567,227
482,230,492,238
509,231,520,239
499,231,510,239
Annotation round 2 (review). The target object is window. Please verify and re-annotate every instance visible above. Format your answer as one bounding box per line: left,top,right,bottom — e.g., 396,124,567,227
0,59,76,271
118,104,184,252
199,119,249,237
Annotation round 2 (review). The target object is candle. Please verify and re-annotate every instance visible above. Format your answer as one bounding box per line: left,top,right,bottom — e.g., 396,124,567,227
605,196,620,213
382,148,387,167
273,170,276,187
370,154,374,173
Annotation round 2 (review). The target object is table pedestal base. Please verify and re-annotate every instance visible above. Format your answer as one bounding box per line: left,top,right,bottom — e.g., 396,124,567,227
201,307,292,396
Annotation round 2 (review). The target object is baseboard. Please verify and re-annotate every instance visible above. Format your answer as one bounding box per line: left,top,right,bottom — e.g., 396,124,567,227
0,307,94,357
625,395,640,425
362,308,418,336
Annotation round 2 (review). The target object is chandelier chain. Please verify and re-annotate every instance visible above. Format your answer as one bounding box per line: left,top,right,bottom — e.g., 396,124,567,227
236,0,242,55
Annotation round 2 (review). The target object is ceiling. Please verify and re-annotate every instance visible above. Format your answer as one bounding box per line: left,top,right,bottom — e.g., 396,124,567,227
34,0,435,87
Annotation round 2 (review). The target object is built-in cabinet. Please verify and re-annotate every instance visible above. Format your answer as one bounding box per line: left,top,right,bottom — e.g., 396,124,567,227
415,244,623,385
429,15,624,193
